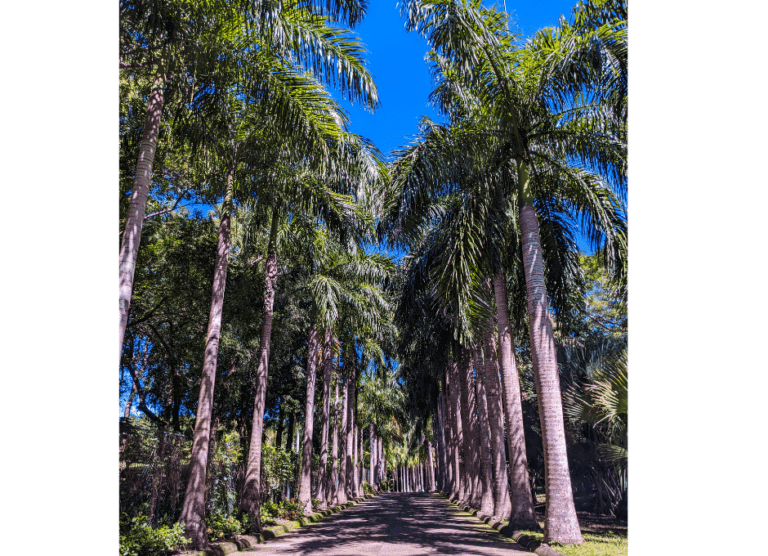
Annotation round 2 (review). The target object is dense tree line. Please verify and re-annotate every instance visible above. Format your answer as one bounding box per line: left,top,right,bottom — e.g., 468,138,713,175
119,0,627,553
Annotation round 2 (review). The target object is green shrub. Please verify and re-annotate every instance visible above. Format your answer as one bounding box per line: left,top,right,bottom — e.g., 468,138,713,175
281,498,301,520
311,498,322,511
206,513,245,542
362,482,374,496
119,514,189,556
261,500,281,518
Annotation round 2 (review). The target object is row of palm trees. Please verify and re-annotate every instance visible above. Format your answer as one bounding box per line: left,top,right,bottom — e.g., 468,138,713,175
120,0,398,549
386,0,626,545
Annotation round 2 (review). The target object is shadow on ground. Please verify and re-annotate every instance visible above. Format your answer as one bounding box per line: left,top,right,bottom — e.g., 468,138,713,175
245,492,529,556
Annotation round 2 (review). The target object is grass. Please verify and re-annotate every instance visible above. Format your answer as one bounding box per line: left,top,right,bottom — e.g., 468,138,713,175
517,529,627,556
526,487,627,556
441,492,628,556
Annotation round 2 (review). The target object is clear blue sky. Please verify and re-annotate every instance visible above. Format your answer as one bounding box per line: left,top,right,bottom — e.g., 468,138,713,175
330,1,581,158
332,1,594,253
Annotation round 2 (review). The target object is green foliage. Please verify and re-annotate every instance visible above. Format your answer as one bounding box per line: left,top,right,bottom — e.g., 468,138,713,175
281,498,302,520
261,498,302,521
206,513,246,543
361,481,374,496
261,445,300,500
119,514,189,556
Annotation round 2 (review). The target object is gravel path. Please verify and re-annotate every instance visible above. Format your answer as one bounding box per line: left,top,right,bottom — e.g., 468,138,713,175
241,492,530,555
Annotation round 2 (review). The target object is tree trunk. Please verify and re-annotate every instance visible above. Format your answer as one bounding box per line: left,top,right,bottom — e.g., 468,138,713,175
369,423,376,486
457,347,477,506
518,161,582,544
493,271,539,529
472,347,496,517
123,380,137,422
377,437,384,485
480,321,513,521
345,362,357,500
329,369,341,503
204,416,220,511
298,326,320,515
439,389,451,495
179,157,236,547
446,362,463,501
314,329,334,506
352,421,360,498
335,363,349,505
357,421,364,497
434,401,447,493
240,206,280,532
275,401,284,450
119,51,167,360
286,411,295,453
427,442,436,491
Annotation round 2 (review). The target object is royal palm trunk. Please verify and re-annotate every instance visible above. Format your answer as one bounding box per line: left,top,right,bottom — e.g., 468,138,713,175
446,361,463,500
314,329,334,506
356,421,364,497
344,362,356,499
472,347,496,517
178,157,235,548
119,51,167,360
329,370,340,503
439,389,452,495
286,411,295,453
369,423,376,486
457,347,478,506
493,272,538,529
518,161,582,544
480,322,513,521
352,421,360,498
298,327,320,515
427,442,436,491
335,363,349,505
377,437,384,484
434,399,448,492
240,207,280,532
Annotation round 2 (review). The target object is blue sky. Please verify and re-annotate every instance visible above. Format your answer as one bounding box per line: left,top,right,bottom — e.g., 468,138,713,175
331,1,595,254
329,1,581,157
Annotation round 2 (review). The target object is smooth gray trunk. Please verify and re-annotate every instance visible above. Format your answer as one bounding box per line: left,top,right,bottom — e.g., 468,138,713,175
329,369,340,503
457,347,477,506
344,362,356,499
519,173,582,543
314,329,334,506
493,272,538,529
240,208,280,532
472,346,496,517
119,52,167,361
298,325,320,515
179,157,235,548
446,361,463,500
369,423,376,486
480,321,513,521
